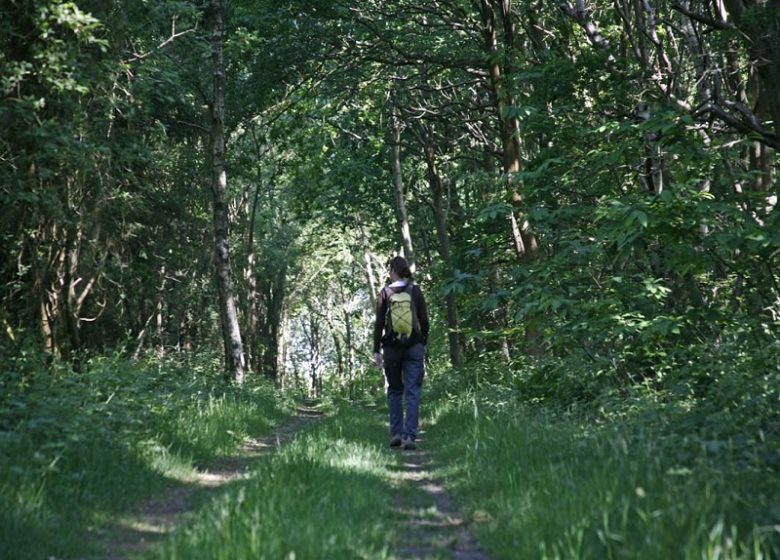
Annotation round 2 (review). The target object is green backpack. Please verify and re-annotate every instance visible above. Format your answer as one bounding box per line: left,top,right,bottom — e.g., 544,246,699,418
385,284,419,346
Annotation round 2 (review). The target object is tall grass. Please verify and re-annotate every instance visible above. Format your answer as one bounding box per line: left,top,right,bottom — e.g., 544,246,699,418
425,378,779,559
0,353,289,560
152,402,397,560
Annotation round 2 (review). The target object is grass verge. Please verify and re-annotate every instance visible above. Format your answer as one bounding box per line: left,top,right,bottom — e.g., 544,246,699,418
425,376,779,559
0,353,290,560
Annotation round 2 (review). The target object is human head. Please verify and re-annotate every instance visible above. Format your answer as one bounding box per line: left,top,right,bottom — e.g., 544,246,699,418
389,256,412,280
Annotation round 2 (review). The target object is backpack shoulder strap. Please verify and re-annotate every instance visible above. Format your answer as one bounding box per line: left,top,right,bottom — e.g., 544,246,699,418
405,282,420,334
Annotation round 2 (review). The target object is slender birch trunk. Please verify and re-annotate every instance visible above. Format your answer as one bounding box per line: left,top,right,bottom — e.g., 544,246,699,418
210,0,245,383
390,116,416,269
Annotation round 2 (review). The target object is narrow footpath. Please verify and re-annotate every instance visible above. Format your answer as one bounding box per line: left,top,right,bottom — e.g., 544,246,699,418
391,431,490,560
88,402,323,559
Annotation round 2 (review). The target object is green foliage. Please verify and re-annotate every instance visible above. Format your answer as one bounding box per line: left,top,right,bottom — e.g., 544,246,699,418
0,353,289,559
1,0,779,554
0,0,219,359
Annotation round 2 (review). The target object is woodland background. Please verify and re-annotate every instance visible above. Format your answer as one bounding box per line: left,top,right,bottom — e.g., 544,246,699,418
1,1,779,558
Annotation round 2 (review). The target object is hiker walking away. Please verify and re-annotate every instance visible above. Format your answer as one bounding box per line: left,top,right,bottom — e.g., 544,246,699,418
373,256,429,450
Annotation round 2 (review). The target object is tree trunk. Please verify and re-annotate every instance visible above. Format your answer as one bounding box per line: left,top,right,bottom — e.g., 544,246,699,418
720,1,778,189
480,0,538,259
279,312,289,388
364,251,378,302
489,265,512,362
156,265,167,357
342,284,355,398
62,225,82,355
306,314,322,397
244,250,257,369
264,265,286,381
724,0,780,133
423,133,462,367
245,179,263,372
747,69,776,192
332,329,344,382
390,117,416,269
210,0,245,383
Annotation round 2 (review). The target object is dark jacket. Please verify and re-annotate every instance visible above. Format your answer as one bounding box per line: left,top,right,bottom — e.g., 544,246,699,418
373,281,429,353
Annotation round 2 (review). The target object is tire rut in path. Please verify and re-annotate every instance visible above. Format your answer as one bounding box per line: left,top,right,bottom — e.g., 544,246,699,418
87,402,323,559
391,434,490,560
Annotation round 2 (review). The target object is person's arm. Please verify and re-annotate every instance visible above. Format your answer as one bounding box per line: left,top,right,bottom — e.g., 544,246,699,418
373,288,387,355
416,286,429,344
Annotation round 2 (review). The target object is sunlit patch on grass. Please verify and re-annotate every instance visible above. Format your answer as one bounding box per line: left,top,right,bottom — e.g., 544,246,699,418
0,356,289,559
137,440,198,482
151,401,398,560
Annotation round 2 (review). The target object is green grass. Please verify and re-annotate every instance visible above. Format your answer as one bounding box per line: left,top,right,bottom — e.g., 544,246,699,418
6,348,775,559
425,379,779,559
151,401,398,560
0,353,290,560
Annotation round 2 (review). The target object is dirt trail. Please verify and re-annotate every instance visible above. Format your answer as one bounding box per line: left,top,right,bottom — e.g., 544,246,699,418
391,433,490,560
87,402,323,559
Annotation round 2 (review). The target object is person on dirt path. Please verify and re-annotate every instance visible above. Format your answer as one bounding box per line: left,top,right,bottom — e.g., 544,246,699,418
373,256,429,450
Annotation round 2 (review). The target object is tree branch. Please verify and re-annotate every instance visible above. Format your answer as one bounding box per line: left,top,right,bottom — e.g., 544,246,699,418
125,18,198,63
671,1,731,30
698,102,780,149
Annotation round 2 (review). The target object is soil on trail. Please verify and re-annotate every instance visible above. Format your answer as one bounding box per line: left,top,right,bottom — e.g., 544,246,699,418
86,403,323,559
391,433,490,560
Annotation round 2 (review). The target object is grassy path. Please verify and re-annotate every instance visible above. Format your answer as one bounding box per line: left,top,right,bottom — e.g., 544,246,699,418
35,381,774,559
120,399,490,559
89,402,323,559
7,364,776,558
390,431,489,559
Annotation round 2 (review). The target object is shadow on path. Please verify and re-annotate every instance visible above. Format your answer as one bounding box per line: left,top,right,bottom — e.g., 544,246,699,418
391,432,490,560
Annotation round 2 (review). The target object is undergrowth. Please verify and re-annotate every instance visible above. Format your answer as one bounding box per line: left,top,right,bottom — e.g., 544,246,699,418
425,352,780,559
0,352,290,560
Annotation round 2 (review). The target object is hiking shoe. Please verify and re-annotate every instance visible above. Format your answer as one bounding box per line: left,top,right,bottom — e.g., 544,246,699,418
389,434,402,448
401,437,416,450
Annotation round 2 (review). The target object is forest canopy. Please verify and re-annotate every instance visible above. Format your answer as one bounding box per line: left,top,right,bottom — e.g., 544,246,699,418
2,0,778,390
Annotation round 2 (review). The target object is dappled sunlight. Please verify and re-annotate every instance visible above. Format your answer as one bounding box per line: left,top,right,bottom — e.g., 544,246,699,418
154,404,398,560
389,425,491,559
138,440,199,484
321,439,389,474
119,518,173,535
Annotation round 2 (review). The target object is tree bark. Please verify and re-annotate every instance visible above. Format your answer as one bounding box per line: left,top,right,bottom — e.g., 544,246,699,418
423,131,463,367
279,312,289,388
305,313,322,397
364,251,379,302
245,177,263,372
390,116,416,269
722,0,778,190
210,0,245,383
480,0,538,259
341,281,355,398
344,307,355,397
